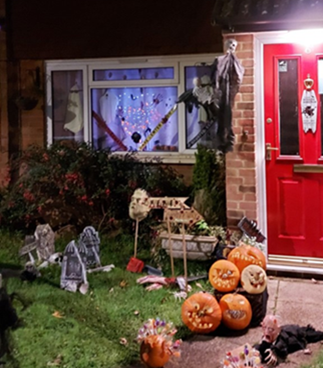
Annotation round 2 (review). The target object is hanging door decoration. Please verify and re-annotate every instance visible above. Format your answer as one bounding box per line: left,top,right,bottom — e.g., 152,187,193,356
301,74,317,133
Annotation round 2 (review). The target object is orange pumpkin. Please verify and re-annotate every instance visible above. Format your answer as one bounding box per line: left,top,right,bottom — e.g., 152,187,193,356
140,335,171,368
181,292,222,334
208,259,240,292
219,293,252,330
227,244,266,273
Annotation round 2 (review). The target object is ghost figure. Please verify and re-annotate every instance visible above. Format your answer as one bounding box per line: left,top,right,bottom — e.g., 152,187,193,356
99,90,127,150
129,189,150,222
254,315,323,366
34,224,55,262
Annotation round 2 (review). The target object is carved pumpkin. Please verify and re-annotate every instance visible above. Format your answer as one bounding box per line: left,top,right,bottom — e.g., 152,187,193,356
241,264,267,294
208,259,240,292
140,335,171,368
227,244,266,273
219,293,252,330
181,292,222,334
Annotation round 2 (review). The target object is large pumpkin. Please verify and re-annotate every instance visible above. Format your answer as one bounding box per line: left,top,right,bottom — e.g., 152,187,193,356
241,264,267,294
181,292,222,334
140,335,171,368
219,293,252,330
208,259,240,292
227,244,266,273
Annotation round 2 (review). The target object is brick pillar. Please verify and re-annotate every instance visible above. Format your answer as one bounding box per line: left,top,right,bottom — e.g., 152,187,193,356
0,0,9,186
223,34,257,228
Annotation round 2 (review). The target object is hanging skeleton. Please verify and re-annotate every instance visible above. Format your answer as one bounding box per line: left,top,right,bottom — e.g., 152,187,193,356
210,38,244,152
177,38,244,153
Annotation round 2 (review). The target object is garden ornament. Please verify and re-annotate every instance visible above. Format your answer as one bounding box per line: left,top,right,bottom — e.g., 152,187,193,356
60,241,88,294
79,226,101,268
254,314,323,365
129,188,150,258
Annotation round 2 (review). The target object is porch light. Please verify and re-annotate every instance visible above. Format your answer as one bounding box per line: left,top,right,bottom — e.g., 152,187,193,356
287,28,323,47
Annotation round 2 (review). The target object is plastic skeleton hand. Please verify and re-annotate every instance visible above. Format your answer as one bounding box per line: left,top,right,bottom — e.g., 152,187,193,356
264,349,278,366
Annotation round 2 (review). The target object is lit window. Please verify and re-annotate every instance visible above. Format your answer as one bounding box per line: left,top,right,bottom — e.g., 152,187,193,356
46,55,216,160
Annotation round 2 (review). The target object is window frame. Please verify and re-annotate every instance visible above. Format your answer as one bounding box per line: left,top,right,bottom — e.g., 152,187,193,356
45,54,217,163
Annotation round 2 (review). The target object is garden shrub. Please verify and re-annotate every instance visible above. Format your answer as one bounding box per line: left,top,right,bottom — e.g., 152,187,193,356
0,142,190,235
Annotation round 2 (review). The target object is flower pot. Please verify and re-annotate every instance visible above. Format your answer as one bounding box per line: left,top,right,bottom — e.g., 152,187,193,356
159,232,218,260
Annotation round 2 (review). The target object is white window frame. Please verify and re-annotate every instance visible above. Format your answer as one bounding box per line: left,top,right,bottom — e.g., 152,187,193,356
45,53,217,164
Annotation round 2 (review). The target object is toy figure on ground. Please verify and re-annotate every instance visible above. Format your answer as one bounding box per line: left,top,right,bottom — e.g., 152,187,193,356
254,314,323,365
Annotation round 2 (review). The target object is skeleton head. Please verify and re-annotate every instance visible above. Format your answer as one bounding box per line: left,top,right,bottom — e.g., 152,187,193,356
261,315,282,343
224,38,238,54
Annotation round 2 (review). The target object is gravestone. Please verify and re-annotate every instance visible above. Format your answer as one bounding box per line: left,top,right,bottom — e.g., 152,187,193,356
34,224,55,261
60,240,87,293
79,226,101,268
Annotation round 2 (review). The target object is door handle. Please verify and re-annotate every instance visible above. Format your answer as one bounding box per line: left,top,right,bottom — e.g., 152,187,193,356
266,143,279,160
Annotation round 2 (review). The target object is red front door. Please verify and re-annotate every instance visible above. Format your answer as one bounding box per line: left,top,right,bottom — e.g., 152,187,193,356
265,43,323,259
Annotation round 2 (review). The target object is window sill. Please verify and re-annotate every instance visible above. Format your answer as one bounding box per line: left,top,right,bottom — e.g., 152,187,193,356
112,151,196,164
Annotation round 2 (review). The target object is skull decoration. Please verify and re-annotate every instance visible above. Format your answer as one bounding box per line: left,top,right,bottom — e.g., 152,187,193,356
181,292,222,334
129,188,150,222
208,259,240,292
219,293,252,330
224,38,238,54
261,315,282,343
241,264,267,294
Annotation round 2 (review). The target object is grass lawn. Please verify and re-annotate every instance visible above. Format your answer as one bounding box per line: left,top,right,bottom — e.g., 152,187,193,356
0,230,210,368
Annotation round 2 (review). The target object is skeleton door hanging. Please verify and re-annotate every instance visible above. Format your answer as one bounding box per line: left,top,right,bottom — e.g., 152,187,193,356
301,74,317,133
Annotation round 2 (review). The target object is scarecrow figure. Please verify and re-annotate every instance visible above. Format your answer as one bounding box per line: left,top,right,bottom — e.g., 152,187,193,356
254,314,323,365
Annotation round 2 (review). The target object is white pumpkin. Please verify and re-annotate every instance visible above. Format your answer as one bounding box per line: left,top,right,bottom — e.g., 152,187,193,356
241,264,267,294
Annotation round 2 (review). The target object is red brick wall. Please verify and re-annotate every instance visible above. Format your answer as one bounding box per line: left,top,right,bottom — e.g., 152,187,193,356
19,60,45,149
0,0,9,185
223,34,257,228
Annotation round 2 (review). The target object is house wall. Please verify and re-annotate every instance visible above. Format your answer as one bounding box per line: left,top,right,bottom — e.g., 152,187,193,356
0,0,8,185
0,1,221,187
223,34,258,228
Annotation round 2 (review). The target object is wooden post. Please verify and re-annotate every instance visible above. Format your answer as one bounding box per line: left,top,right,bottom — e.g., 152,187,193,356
134,219,139,258
181,221,188,292
166,216,175,278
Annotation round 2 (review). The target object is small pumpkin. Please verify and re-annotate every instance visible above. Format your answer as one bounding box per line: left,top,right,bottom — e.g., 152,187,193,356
227,244,266,273
181,292,222,334
241,264,267,294
208,259,240,292
219,293,252,330
140,335,171,368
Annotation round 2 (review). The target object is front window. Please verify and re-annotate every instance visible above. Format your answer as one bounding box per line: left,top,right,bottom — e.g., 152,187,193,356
46,55,215,160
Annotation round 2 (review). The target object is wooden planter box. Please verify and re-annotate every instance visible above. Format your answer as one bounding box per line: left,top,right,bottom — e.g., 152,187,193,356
159,232,218,260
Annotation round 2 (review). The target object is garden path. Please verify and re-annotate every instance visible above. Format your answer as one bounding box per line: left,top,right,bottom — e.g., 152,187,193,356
130,276,323,368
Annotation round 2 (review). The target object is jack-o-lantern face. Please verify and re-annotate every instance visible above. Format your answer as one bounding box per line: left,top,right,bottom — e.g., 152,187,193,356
227,244,266,273
140,335,171,368
208,260,240,292
241,264,267,294
181,292,222,334
219,293,252,330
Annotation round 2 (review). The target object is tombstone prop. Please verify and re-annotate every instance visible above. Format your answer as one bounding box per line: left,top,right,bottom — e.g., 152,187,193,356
34,224,55,261
79,226,101,268
60,241,88,294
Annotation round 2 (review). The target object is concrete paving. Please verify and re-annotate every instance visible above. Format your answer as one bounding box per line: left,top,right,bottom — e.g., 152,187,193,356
164,276,323,368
